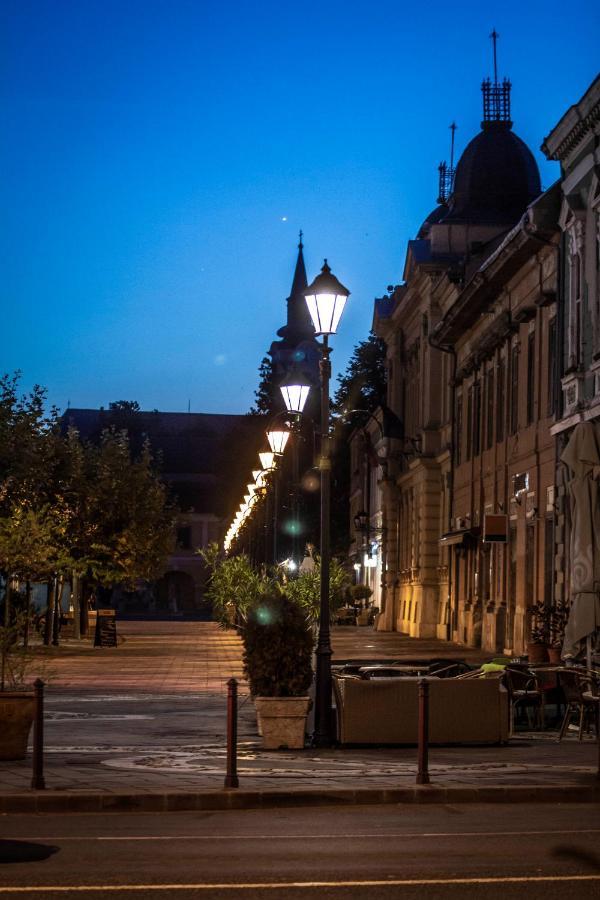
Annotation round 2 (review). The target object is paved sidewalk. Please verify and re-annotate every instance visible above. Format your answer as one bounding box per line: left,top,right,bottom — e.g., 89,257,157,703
1,622,598,812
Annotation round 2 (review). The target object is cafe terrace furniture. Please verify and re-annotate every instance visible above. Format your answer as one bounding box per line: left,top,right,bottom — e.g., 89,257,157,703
557,668,600,741
332,674,509,745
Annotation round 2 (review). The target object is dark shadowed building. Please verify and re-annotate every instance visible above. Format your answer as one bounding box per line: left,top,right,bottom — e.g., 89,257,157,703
62,408,264,615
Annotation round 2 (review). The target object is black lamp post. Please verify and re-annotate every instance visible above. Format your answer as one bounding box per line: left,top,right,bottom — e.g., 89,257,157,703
302,260,350,747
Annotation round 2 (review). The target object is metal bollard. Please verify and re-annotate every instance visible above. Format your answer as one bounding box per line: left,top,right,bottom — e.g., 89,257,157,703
224,677,239,789
416,678,431,785
31,678,46,790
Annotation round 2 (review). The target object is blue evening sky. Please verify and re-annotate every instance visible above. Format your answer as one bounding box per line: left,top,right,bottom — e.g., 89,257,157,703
2,0,598,414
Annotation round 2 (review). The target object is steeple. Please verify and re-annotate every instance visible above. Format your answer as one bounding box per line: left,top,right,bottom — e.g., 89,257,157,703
276,231,313,342
269,233,320,385
481,29,512,127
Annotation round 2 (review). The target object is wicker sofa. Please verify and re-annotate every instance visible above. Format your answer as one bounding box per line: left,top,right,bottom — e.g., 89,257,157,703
333,674,509,745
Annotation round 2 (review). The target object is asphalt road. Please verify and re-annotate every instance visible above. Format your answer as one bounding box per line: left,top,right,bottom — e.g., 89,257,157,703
1,803,600,898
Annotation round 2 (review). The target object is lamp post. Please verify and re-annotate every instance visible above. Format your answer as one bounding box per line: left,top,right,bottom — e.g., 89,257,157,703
279,368,313,566
303,260,350,746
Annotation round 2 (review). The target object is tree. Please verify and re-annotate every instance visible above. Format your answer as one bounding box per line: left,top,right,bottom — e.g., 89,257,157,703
249,357,280,417
328,333,387,555
333,332,387,423
76,430,176,592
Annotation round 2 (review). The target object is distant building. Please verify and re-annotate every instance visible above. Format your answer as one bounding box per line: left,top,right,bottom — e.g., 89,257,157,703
62,408,263,615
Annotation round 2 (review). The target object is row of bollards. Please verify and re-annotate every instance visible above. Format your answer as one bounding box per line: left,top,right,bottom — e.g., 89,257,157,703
29,675,600,794
221,677,433,790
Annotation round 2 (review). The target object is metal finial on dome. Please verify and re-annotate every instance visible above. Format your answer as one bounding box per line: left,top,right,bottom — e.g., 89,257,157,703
481,30,511,126
490,29,499,85
437,122,457,205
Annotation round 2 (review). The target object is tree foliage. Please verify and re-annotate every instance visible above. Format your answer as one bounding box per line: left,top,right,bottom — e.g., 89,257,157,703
0,374,175,596
333,332,387,422
249,357,280,416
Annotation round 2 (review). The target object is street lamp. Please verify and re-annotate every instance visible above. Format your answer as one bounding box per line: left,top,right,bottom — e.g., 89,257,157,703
279,368,311,415
266,427,290,456
303,259,350,747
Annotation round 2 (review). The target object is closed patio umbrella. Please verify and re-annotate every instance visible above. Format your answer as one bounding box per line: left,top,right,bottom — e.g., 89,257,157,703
560,421,600,665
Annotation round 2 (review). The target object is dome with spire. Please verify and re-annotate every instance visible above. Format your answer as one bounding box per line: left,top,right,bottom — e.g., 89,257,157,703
441,120,541,226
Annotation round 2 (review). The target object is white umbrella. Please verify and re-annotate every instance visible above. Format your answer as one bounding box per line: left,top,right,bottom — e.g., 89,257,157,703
560,421,600,666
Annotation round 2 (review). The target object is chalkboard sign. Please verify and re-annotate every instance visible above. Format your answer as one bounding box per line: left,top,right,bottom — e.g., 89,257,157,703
94,609,117,647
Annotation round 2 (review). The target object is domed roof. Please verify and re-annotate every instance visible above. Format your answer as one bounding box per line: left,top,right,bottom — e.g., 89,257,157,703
442,122,541,225
417,204,447,238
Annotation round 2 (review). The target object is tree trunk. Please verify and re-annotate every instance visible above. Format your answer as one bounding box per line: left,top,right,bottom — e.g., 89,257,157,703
23,581,32,648
52,577,63,646
72,574,81,640
43,579,55,646
80,581,90,637
0,575,8,689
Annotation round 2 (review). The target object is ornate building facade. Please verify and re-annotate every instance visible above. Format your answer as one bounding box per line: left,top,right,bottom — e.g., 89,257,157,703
354,63,589,654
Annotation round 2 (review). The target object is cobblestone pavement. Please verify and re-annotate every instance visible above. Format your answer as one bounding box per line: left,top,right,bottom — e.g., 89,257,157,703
1,621,597,798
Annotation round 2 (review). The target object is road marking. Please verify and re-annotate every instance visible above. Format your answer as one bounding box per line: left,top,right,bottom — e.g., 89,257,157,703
7,829,600,841
0,875,600,892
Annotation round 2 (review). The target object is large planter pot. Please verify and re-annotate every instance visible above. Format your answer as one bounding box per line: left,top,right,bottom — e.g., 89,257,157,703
254,697,311,750
547,646,562,665
527,642,549,665
0,691,36,760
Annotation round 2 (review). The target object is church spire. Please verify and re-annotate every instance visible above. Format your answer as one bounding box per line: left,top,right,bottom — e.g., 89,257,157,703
289,230,308,302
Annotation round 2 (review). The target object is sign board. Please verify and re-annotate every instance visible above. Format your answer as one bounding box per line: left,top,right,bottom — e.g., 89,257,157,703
483,514,508,543
94,608,117,647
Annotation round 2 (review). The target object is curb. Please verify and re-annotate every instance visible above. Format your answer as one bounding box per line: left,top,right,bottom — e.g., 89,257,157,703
1,783,598,814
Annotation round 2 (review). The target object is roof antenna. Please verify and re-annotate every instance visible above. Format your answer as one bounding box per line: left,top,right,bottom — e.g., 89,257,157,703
481,29,512,126
187,399,191,413
437,122,457,205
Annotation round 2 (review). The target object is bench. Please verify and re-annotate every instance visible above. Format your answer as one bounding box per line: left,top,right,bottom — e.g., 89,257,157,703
333,674,509,745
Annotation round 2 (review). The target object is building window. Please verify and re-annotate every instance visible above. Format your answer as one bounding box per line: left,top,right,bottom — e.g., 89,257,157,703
455,391,463,466
473,380,481,456
510,344,519,435
526,331,535,425
496,357,505,443
548,318,556,416
176,526,192,550
486,368,494,449
466,386,473,461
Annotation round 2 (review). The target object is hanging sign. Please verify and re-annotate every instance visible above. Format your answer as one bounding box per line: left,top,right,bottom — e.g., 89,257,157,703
483,514,508,543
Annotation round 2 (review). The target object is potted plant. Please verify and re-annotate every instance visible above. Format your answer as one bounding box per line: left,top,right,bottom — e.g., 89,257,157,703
0,608,37,760
243,588,314,749
549,598,570,664
527,602,552,664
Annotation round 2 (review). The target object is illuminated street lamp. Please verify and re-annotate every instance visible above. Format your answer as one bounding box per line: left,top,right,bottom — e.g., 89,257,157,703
279,369,311,415
259,450,276,472
303,259,350,747
266,428,290,456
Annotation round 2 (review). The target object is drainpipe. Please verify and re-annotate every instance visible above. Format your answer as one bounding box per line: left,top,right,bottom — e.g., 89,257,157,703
427,332,457,642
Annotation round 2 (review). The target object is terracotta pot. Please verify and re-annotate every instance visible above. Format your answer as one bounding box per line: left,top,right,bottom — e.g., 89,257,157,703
526,643,549,665
254,697,311,750
547,646,562,665
0,691,36,760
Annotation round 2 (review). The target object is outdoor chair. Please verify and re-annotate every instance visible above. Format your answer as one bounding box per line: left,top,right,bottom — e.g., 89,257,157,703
503,667,544,734
557,669,600,741
428,659,472,678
